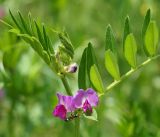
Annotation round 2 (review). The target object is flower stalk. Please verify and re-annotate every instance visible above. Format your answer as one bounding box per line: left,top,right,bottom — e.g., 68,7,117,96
60,76,72,96
75,118,80,137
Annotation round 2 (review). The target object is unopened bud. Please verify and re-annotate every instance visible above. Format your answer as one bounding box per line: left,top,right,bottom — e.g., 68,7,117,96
64,63,78,73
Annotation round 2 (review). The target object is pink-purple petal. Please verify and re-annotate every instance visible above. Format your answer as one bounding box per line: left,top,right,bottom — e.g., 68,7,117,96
73,88,99,108
57,93,75,112
86,88,99,107
73,89,86,108
53,104,67,120
57,93,65,105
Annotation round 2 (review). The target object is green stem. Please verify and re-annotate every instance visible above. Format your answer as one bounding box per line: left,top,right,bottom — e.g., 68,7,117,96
105,55,160,93
60,76,72,96
75,118,80,137
60,76,80,137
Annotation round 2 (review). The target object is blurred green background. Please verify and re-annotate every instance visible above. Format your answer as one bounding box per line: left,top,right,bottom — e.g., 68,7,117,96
0,0,160,137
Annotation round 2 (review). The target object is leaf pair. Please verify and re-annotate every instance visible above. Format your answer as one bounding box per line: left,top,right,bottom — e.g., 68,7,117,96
78,43,104,95
142,9,159,57
105,25,120,80
122,9,159,69
105,18,138,82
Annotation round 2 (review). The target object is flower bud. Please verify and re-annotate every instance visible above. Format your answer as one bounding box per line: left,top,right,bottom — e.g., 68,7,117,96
83,100,92,116
64,63,78,73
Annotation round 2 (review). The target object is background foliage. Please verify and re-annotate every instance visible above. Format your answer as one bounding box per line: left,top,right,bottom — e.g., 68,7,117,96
0,0,160,137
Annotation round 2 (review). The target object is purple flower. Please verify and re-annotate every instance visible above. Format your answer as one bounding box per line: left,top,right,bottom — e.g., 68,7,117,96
73,88,99,114
53,88,99,120
53,93,75,120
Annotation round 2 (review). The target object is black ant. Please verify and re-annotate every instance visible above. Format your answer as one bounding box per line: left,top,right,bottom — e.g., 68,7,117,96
65,113,79,122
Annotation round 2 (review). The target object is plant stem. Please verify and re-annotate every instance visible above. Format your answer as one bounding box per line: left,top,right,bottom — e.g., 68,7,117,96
105,55,160,93
75,118,80,137
60,76,72,96
60,76,80,137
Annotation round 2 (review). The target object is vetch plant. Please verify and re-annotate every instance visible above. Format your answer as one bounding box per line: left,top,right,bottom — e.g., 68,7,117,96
0,9,160,137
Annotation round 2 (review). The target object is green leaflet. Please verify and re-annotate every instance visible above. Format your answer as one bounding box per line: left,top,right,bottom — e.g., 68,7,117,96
18,11,31,34
90,64,104,94
78,48,88,89
9,9,23,31
142,9,151,40
47,36,54,54
142,9,151,56
42,25,53,54
42,25,48,49
42,51,50,65
83,109,98,121
34,21,46,51
86,43,98,76
105,25,120,80
105,24,116,53
28,13,36,36
42,25,54,55
144,21,159,56
31,37,44,56
87,43,104,93
78,43,94,89
123,16,130,49
105,49,120,80
124,33,137,68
